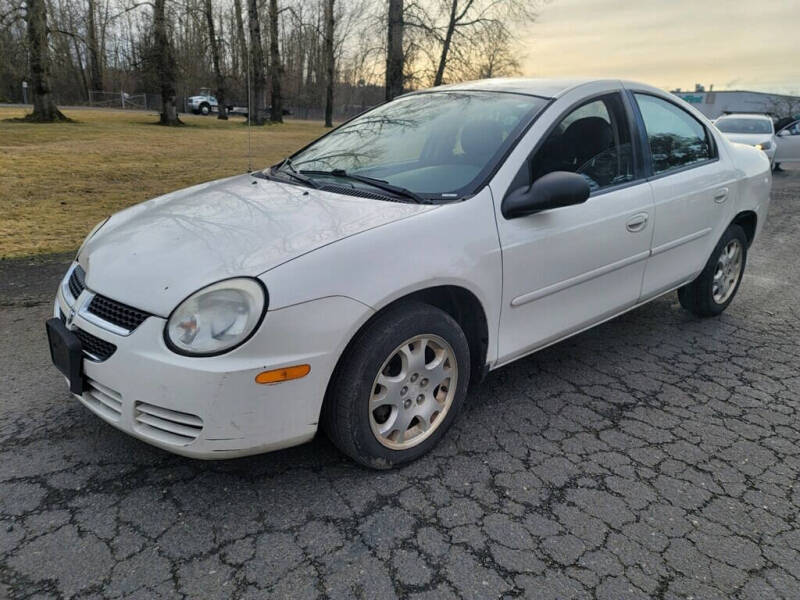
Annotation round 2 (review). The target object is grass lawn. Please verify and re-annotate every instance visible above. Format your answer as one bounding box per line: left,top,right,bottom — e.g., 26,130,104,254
0,107,327,258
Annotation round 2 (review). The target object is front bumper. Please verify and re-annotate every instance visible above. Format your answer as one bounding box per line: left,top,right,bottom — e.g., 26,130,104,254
53,269,372,459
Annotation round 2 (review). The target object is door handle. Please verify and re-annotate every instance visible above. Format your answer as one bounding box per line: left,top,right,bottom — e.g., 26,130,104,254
713,188,729,203
626,213,649,232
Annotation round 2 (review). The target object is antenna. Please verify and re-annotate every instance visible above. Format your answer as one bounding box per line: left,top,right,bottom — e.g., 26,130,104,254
246,26,253,173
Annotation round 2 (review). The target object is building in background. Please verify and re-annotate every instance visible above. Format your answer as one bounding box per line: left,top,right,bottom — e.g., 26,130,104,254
672,85,800,122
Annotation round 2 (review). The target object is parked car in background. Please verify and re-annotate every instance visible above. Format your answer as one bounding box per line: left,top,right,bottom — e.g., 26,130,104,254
714,114,777,168
184,90,289,119
775,120,800,169
186,89,218,115
47,78,771,469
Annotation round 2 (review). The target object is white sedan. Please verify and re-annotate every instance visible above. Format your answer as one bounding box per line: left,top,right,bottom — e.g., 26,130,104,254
776,120,800,169
714,113,777,168
46,78,771,468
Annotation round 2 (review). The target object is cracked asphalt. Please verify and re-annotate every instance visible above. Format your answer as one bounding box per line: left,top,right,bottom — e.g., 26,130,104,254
2,168,800,599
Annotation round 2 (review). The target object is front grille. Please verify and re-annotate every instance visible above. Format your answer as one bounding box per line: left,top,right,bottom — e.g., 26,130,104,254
88,294,150,331
65,263,151,333
74,328,117,361
68,265,86,299
134,402,203,446
84,379,122,422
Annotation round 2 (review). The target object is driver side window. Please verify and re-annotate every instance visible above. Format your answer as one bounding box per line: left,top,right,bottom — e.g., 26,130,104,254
528,93,634,193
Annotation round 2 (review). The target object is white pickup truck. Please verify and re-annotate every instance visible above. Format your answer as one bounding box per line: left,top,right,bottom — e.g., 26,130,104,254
186,89,250,117
186,89,219,115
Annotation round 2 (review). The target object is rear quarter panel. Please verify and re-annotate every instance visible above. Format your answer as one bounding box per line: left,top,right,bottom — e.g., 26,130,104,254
725,141,772,242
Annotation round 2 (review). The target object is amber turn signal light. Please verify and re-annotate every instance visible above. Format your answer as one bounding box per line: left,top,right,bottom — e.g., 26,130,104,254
255,364,311,384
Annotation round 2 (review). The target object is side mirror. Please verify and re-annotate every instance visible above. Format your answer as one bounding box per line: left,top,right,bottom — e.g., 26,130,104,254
778,129,790,137
502,171,591,219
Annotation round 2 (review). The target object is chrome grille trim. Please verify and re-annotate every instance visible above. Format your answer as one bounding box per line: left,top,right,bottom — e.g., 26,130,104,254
59,262,151,337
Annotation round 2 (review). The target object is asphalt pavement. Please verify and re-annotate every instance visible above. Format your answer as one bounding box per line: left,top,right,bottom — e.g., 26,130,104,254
1,168,799,599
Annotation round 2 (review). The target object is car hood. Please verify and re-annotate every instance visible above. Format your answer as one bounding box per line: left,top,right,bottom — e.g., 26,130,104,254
78,174,435,316
722,132,772,145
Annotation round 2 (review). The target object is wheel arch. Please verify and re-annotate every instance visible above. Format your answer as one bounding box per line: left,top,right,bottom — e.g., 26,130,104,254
322,285,490,417
731,210,757,247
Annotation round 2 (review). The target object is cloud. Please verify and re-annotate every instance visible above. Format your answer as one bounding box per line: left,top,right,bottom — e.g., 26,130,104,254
517,0,800,93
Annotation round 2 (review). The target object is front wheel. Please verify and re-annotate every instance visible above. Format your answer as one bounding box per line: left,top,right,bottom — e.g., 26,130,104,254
200,103,211,115
322,302,471,469
678,224,747,317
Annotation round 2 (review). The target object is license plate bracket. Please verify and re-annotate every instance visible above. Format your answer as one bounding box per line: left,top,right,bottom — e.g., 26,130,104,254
46,318,85,395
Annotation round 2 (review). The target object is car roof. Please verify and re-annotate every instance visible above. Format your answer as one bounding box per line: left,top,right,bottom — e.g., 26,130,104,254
717,113,772,120
410,78,629,99
408,77,673,100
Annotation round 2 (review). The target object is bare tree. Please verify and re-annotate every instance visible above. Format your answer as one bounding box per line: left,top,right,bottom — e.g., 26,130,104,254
268,0,283,123
767,93,800,123
428,0,537,87
323,0,335,126
247,0,266,124
86,0,103,93
432,0,460,86
1,0,538,124
232,0,248,80
153,0,180,124
25,0,68,121
385,0,403,100
203,0,227,119
448,20,520,81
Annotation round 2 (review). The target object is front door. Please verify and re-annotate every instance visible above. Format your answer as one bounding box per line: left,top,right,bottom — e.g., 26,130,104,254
494,92,654,364
776,121,800,164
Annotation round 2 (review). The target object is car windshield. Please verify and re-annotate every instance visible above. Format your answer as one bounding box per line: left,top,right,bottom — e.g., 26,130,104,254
275,91,548,201
715,118,773,134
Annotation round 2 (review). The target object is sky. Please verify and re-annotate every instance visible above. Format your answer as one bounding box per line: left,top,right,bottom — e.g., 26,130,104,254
518,0,800,94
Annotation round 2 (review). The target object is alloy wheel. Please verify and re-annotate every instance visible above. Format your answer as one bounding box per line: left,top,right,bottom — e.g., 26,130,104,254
712,238,743,304
369,334,458,450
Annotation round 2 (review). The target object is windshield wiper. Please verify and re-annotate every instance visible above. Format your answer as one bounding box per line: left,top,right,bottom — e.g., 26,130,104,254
269,158,320,188
299,168,430,204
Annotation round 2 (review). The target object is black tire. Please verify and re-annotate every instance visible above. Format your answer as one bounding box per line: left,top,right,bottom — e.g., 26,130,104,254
200,103,210,115
322,302,471,469
678,224,747,317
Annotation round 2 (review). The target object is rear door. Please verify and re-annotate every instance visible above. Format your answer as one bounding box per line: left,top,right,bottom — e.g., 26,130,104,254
629,91,738,298
492,90,655,365
776,121,800,163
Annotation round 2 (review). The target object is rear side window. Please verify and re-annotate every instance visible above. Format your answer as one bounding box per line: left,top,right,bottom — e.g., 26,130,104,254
634,94,713,175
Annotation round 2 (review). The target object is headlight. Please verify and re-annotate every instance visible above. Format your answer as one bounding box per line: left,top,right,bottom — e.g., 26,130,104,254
165,278,267,356
755,141,772,150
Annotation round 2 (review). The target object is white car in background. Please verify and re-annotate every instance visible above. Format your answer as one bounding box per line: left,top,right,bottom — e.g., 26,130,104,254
46,78,771,469
187,89,218,115
775,120,800,169
714,114,777,168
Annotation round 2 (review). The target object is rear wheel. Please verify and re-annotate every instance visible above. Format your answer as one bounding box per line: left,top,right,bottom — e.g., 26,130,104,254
678,224,747,317
322,302,470,469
